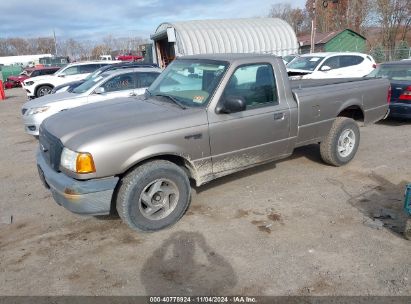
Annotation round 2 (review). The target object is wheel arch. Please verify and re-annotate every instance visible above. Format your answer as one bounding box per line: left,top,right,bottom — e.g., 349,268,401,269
337,104,365,125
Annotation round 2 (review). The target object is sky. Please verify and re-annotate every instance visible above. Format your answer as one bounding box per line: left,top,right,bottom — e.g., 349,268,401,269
0,0,305,41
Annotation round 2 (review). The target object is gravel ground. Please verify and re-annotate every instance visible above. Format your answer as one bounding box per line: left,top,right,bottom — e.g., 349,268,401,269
0,88,410,296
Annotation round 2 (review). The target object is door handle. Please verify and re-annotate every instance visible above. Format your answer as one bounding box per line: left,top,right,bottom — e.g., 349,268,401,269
273,112,285,120
129,92,137,96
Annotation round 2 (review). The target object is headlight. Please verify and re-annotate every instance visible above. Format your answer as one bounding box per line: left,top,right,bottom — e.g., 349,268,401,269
60,147,96,174
25,81,34,86
26,106,50,115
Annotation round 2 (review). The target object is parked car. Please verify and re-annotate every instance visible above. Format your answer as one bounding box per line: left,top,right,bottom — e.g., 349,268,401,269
22,67,161,136
22,61,119,99
116,54,144,61
367,60,411,119
283,54,300,65
5,67,60,89
36,53,389,232
51,62,160,94
287,52,376,79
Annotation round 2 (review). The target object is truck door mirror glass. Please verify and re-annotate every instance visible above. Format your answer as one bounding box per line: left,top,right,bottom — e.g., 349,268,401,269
321,65,331,71
216,96,246,114
94,87,105,94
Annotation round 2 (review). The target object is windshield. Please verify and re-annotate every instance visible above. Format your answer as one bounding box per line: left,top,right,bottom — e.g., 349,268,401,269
83,67,105,81
287,56,325,71
148,59,228,108
283,55,296,63
367,64,411,81
72,73,108,94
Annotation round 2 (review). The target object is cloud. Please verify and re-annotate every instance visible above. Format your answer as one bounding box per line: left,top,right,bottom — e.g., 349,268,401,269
0,0,306,40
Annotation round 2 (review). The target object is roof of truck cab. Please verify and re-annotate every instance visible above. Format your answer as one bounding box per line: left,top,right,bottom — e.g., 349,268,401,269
299,52,369,57
177,53,280,62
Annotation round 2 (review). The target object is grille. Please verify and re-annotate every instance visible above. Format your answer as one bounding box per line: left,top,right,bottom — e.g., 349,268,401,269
39,126,64,172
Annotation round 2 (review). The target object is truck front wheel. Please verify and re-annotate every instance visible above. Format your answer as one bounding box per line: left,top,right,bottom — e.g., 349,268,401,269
320,117,360,166
116,160,191,232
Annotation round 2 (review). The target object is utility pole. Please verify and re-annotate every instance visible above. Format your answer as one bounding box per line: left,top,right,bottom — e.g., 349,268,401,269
53,29,57,56
310,0,317,53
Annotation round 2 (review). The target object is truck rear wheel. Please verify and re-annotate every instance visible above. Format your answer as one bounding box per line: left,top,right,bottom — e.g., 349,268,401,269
116,160,191,232
320,117,360,166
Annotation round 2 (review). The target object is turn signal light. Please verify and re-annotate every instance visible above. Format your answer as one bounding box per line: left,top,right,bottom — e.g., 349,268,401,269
76,153,96,174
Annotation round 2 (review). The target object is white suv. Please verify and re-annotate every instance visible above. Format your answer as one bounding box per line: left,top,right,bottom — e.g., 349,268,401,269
21,67,161,136
22,61,119,99
287,52,376,79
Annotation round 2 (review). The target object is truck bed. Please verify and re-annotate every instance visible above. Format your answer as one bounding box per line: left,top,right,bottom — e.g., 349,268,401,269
289,77,389,147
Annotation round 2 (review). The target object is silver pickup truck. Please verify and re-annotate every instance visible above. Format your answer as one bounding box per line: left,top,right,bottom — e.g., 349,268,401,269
36,54,390,232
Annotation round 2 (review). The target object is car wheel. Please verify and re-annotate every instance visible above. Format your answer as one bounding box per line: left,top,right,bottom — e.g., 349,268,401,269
320,117,360,166
36,85,53,97
116,160,191,232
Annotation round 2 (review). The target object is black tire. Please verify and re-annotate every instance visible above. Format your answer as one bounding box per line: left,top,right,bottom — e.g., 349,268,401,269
36,85,53,97
320,117,360,166
116,160,191,232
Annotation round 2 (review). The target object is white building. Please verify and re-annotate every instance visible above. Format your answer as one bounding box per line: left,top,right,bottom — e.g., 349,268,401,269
150,18,298,68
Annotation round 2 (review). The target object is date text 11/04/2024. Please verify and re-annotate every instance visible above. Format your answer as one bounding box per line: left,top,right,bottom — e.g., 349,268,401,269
149,296,257,303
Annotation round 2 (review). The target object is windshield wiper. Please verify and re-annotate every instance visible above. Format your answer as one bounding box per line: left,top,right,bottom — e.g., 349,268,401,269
153,94,187,109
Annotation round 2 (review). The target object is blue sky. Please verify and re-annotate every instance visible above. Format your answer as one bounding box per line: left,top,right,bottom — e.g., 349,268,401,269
0,0,305,40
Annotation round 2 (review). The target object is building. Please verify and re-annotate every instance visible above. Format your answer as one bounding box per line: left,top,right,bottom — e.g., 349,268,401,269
299,29,366,54
150,18,298,68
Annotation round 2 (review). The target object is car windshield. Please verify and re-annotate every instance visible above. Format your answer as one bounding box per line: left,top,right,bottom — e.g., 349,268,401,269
283,55,296,63
72,73,109,94
147,59,228,108
287,56,325,71
367,64,411,81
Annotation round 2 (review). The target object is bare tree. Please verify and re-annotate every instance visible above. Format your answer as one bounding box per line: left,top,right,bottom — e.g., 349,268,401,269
269,3,309,35
372,0,411,58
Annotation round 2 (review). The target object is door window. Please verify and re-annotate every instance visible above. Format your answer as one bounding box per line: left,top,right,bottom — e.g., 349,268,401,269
101,73,135,93
223,64,278,108
339,56,364,67
135,72,160,88
60,66,79,76
78,64,101,74
321,56,341,70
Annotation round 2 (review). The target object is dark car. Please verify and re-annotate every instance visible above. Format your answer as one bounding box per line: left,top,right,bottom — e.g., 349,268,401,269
51,62,159,94
368,61,411,119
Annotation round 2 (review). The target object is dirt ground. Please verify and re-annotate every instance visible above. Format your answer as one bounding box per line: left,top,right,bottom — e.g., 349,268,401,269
0,88,410,296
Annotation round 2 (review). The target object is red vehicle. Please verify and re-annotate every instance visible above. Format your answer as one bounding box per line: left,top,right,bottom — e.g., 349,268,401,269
5,66,60,89
115,54,144,61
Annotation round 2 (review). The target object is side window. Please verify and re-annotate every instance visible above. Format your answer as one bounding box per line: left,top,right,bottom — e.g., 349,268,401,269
224,63,278,108
101,73,135,93
31,71,40,77
135,72,160,88
78,64,100,74
340,56,364,67
60,66,79,76
321,56,341,70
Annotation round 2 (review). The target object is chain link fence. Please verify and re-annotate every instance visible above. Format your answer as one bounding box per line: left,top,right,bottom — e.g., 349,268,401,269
369,47,411,63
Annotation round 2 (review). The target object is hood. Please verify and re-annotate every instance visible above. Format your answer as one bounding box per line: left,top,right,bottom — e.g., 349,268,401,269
42,97,208,151
22,91,79,109
24,74,55,84
8,75,27,81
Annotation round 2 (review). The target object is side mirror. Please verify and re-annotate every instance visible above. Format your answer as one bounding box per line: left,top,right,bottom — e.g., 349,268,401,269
320,65,331,71
216,96,246,114
94,87,105,94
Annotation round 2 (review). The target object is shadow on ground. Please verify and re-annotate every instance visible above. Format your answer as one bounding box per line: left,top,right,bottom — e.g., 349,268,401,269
377,117,410,126
141,231,237,295
328,173,409,238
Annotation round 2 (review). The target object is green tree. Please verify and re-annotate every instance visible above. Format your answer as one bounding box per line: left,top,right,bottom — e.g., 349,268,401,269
394,40,410,60
371,45,386,63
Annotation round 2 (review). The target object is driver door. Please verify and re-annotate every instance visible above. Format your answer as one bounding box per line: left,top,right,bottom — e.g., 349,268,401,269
208,63,291,174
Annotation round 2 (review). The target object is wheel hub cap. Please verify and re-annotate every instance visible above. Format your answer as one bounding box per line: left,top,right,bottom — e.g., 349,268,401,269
337,129,356,158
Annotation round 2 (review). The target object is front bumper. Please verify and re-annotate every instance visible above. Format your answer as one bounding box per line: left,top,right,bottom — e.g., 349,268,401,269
389,103,411,119
37,150,119,215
